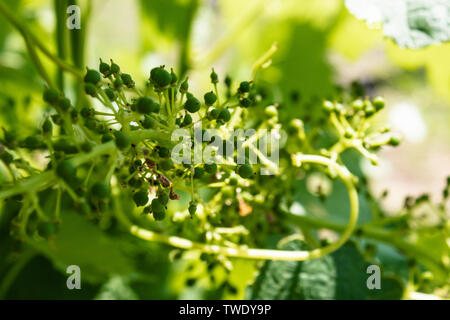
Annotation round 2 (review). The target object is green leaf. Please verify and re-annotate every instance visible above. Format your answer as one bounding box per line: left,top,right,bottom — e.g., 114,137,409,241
345,0,450,49
270,23,335,104
368,276,405,300
94,275,139,300
4,255,100,299
28,210,134,283
247,240,405,300
139,0,197,42
247,240,335,300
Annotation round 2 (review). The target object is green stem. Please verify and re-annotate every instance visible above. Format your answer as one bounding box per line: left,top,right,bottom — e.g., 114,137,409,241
0,1,82,78
54,0,68,91
115,154,359,261
23,34,53,88
284,211,448,279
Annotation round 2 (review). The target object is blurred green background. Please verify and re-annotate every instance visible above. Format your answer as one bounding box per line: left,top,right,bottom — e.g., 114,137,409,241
0,0,449,299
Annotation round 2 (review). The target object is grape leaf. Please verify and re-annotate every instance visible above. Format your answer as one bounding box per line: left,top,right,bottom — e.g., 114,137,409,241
246,240,336,300
345,0,450,48
28,210,134,283
4,255,100,299
246,240,405,300
95,275,139,300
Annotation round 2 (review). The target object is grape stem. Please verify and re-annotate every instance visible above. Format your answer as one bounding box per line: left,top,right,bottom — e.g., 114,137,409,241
114,154,359,261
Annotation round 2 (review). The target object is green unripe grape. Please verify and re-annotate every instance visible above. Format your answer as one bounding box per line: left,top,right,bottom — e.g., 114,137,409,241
218,108,231,122
84,83,97,96
209,108,220,119
137,97,159,114
210,69,218,84
188,203,197,216
204,91,217,106
151,198,165,215
344,130,353,139
143,206,152,214
70,108,78,123
141,116,156,129
194,167,205,179
43,88,59,105
237,164,253,178
204,163,217,174
0,151,13,164
22,136,43,149
2,128,15,147
158,147,170,158
80,107,94,118
239,97,251,108
110,60,120,74
134,191,149,207
184,97,200,113
51,114,62,126
99,59,110,75
229,177,238,186
84,118,97,130
265,105,278,117
91,182,110,199
95,122,106,134
84,69,101,85
81,141,93,152
128,178,143,189
114,77,123,89
150,67,171,88
42,119,53,135
388,135,401,146
225,75,232,88
351,99,364,111
53,139,77,154
158,192,169,206
58,97,71,111
238,81,250,93
372,96,385,111
101,133,114,143
153,207,166,221
160,159,173,171
180,78,189,93
182,114,192,126
56,160,77,182
322,100,335,113
364,104,375,117
104,87,116,101
170,69,177,85
121,73,134,88
115,132,131,150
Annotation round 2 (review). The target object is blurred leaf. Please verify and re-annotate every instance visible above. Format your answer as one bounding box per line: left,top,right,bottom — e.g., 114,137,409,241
345,0,450,49
368,276,405,300
269,23,335,103
0,0,20,50
5,255,99,299
371,241,410,281
28,210,134,283
329,9,382,60
247,241,401,300
139,0,198,43
95,275,139,300
246,240,335,300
